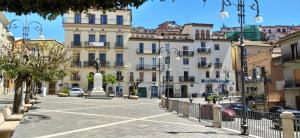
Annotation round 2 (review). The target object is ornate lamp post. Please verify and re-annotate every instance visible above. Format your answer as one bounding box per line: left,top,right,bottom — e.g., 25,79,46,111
203,0,263,135
7,17,45,40
158,44,180,108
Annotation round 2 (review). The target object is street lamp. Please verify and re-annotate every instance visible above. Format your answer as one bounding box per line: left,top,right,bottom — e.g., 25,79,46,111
203,0,263,135
7,17,45,40
158,45,180,108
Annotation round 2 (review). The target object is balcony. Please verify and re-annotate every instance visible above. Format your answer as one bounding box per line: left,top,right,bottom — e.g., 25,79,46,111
84,61,94,67
163,76,174,82
84,41,110,49
116,76,124,81
281,52,300,63
179,76,195,83
100,61,110,67
71,61,82,67
179,51,194,57
136,65,159,70
285,80,300,88
115,61,124,67
136,48,158,55
115,42,125,49
70,75,80,81
198,63,212,68
71,41,82,48
197,48,211,54
214,63,222,69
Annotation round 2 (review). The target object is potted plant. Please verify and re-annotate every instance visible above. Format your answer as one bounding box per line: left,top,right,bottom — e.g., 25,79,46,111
57,87,69,97
128,80,140,99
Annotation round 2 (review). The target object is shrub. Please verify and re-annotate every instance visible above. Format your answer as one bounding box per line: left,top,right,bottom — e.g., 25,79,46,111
61,87,69,94
130,88,137,96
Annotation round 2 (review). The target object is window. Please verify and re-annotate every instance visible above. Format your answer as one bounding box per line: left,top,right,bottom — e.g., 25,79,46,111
183,58,189,65
215,58,220,63
139,43,144,53
88,14,95,24
216,71,220,78
88,34,95,42
139,72,144,82
99,35,106,42
130,72,134,82
291,43,298,59
282,29,287,33
88,53,95,62
101,15,107,24
73,34,81,46
268,29,272,33
214,44,220,50
152,58,156,66
201,58,206,64
139,58,144,66
195,29,200,39
201,42,206,48
277,29,281,32
206,71,210,78
116,35,123,47
183,46,188,51
165,56,170,64
116,54,123,65
152,72,157,82
99,53,106,64
165,44,170,51
117,71,122,80
206,30,210,39
116,15,123,25
74,14,81,23
152,43,156,54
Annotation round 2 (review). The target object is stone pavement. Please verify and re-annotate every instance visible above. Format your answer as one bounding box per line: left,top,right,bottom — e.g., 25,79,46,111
4,95,249,138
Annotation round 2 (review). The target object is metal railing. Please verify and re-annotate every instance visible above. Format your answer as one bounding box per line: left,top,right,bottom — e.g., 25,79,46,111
179,51,195,57
295,117,300,138
115,42,125,49
179,76,195,83
214,63,223,69
197,48,211,53
285,80,300,88
160,98,284,138
136,48,158,54
70,75,80,81
163,76,173,82
71,41,82,47
136,65,159,70
71,61,82,67
114,61,124,67
198,63,212,68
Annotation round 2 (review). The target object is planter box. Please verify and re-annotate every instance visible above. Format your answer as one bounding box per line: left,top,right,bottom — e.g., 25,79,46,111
57,93,69,97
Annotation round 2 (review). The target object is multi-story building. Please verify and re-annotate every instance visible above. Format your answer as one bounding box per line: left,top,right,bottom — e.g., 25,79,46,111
0,12,11,95
277,31,300,110
63,9,236,98
245,48,284,109
232,41,277,92
63,8,132,96
129,23,236,98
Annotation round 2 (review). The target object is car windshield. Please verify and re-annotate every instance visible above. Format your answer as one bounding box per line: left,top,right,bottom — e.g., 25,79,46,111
71,88,81,91
283,106,294,110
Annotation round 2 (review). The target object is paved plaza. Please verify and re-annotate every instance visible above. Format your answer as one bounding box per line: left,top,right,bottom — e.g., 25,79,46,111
0,95,250,138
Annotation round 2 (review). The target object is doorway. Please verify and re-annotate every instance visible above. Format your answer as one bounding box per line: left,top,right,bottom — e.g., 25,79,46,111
48,83,56,95
181,85,188,98
296,96,300,110
165,85,174,98
206,84,213,93
151,86,158,98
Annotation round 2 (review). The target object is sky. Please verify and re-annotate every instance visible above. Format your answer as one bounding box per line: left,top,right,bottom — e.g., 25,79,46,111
4,0,300,43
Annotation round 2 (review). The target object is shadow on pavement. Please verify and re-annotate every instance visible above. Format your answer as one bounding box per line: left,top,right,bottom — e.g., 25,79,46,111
21,114,51,124
166,131,241,136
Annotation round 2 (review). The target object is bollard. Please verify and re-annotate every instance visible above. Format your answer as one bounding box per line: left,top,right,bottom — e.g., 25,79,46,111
280,111,295,138
183,101,189,117
168,100,173,112
212,104,222,128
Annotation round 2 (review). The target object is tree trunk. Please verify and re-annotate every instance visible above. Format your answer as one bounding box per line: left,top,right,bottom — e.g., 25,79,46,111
24,78,32,104
12,77,23,114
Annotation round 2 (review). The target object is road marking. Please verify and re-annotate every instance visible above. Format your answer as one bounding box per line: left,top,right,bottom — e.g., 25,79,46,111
32,109,134,120
34,113,171,138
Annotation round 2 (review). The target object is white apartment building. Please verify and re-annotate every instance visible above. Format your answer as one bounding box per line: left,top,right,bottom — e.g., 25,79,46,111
63,9,236,98
63,8,132,96
129,23,236,98
0,12,10,95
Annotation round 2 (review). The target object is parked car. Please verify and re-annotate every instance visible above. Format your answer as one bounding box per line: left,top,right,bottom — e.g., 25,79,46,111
222,108,236,121
269,106,295,114
69,88,85,97
227,103,262,120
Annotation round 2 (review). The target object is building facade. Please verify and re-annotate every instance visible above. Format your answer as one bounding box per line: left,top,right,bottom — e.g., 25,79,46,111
245,48,284,109
277,31,300,110
63,10,236,98
63,9,132,96
0,12,11,95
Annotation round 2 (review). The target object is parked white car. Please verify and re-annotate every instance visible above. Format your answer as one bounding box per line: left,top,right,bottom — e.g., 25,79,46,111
69,88,84,97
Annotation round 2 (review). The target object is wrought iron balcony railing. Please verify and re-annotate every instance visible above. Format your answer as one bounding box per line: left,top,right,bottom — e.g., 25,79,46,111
198,63,212,68
163,76,173,82
136,65,159,70
179,76,195,83
214,63,223,69
197,48,211,53
179,51,194,57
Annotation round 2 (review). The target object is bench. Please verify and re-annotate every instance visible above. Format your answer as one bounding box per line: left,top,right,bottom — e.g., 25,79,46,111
3,107,23,121
0,112,20,138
